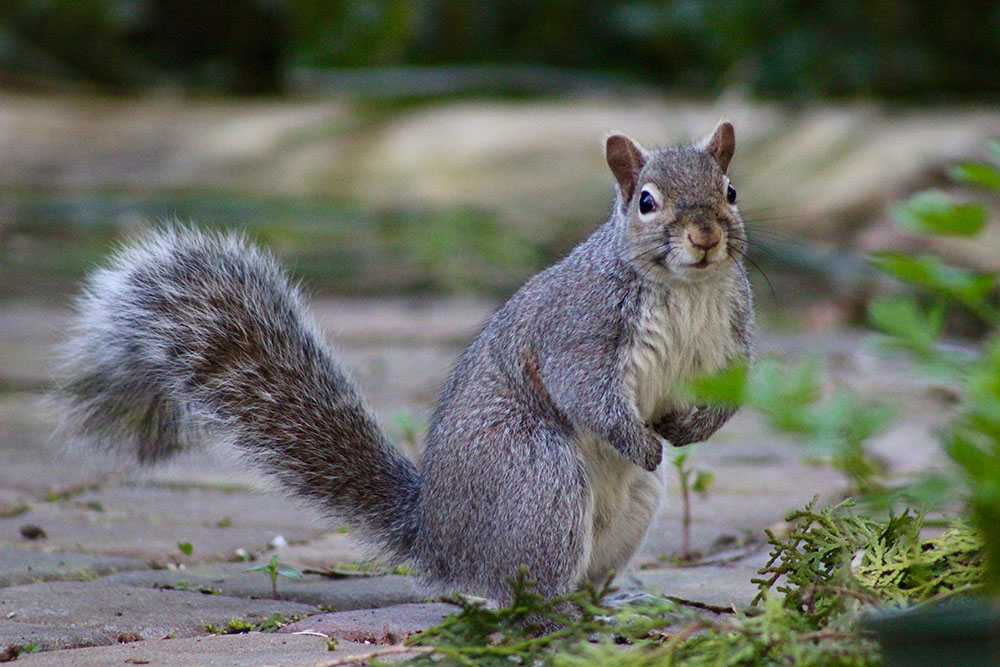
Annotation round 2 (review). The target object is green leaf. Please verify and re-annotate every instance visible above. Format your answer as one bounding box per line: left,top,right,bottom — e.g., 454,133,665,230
177,541,193,556
686,360,748,405
892,190,987,236
949,162,1000,191
692,469,715,494
867,296,944,356
746,358,822,435
244,555,277,574
275,564,304,580
946,430,993,482
672,450,689,468
869,252,995,304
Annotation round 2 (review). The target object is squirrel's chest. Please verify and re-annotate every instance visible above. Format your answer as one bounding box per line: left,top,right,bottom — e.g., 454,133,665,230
624,282,738,422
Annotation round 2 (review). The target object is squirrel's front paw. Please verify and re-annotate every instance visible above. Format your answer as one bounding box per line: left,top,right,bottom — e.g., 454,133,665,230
608,422,663,471
652,408,698,447
654,405,734,448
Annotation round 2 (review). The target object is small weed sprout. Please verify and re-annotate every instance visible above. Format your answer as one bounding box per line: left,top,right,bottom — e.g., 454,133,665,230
670,446,714,561
245,554,303,599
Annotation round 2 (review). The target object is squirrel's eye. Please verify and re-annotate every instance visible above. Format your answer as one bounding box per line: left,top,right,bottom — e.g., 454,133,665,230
726,183,737,204
638,190,656,215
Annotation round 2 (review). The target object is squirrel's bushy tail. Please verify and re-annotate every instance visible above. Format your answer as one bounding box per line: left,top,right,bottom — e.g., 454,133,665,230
58,226,420,561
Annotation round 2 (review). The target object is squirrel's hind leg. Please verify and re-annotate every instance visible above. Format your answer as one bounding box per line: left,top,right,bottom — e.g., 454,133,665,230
418,419,591,604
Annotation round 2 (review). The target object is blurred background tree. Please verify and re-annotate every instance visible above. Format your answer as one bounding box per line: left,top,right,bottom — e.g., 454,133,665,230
2,0,999,99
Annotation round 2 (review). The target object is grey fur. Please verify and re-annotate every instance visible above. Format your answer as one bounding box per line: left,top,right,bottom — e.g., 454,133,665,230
58,124,753,603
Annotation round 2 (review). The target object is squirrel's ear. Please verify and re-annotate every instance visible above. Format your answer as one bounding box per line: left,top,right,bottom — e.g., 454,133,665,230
698,121,735,174
606,134,648,203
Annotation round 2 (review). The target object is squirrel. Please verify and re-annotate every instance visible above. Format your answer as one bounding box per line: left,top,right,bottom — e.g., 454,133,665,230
57,121,753,603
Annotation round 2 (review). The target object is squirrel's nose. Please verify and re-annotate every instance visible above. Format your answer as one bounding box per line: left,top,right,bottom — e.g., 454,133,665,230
687,228,721,251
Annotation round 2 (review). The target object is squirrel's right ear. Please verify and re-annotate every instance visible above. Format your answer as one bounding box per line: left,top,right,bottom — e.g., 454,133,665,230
606,134,648,204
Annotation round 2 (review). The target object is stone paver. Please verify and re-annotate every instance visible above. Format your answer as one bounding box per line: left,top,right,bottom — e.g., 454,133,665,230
0,500,323,567
12,633,374,667
630,549,773,610
280,602,459,644
0,546,147,587
0,581,317,648
101,563,431,611
0,622,109,654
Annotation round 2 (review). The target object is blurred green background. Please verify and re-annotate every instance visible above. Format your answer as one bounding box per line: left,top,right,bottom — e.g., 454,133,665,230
4,0,999,99
1,0,999,318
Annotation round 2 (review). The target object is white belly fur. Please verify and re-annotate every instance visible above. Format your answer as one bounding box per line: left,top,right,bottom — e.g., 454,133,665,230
576,433,663,582
577,278,739,581
627,278,740,423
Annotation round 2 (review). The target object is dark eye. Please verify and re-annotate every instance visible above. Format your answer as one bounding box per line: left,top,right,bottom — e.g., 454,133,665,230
726,183,737,204
639,190,656,214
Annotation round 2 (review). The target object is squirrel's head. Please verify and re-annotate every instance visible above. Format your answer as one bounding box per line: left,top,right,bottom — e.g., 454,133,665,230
605,121,746,284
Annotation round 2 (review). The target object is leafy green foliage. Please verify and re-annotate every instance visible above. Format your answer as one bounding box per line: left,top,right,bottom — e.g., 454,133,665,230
867,147,1000,595
687,358,893,495
869,253,997,323
944,340,1000,595
867,297,945,361
753,501,982,620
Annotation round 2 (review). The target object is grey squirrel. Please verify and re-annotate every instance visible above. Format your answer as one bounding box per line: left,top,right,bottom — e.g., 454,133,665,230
58,121,753,602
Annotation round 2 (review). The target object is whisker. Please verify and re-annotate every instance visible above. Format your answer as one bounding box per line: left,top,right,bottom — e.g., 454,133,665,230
729,244,776,297
742,241,785,263
743,229,811,253
742,215,812,225
737,204,806,218
621,244,664,267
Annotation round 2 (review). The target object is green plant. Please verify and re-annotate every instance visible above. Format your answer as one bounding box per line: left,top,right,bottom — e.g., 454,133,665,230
669,446,715,561
245,554,303,599
868,142,1000,594
687,358,894,496
752,500,982,617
